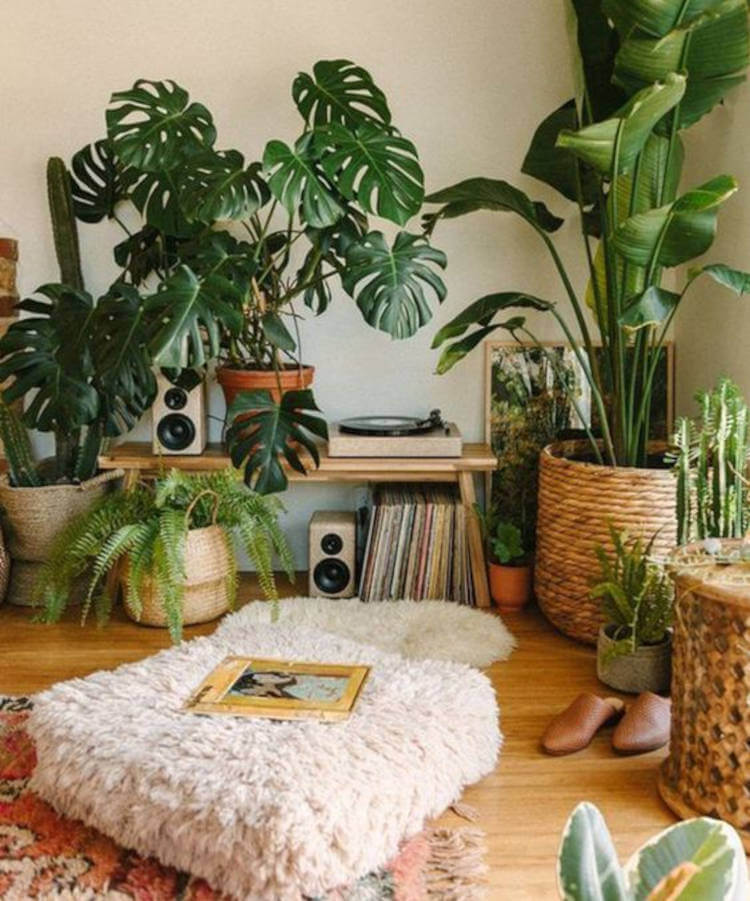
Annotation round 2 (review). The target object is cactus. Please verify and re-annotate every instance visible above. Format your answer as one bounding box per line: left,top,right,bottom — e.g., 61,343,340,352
671,379,749,543
46,157,84,291
0,401,41,487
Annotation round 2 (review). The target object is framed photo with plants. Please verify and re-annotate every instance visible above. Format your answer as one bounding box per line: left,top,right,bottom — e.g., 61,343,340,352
483,340,674,551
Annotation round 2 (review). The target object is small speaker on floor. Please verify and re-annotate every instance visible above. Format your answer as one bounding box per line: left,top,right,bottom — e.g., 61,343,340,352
152,371,207,455
309,511,356,598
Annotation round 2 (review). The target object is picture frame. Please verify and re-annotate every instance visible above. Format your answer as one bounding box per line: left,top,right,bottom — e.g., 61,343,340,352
184,656,371,722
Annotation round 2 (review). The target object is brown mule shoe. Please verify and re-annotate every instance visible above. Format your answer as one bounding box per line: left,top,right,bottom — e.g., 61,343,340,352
542,693,625,756
612,692,671,755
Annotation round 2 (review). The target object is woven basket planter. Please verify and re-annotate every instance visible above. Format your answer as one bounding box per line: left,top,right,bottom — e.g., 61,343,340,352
123,525,232,628
535,440,677,644
659,542,750,851
0,469,124,606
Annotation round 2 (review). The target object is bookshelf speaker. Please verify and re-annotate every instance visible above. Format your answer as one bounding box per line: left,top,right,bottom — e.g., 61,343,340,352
152,372,207,455
309,511,356,599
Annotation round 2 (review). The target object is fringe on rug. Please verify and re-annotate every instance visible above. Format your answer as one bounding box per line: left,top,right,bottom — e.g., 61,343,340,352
425,827,488,900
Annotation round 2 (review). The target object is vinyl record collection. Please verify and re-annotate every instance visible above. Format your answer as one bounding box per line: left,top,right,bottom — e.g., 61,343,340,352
358,484,474,604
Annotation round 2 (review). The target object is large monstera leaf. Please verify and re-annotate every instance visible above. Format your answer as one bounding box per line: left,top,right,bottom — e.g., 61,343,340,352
182,231,257,292
91,282,156,435
612,174,738,269
107,79,216,172
318,123,424,226
292,59,391,128
342,231,447,339
264,133,344,228
144,265,243,368
70,139,124,223
179,150,270,222
114,226,184,285
0,284,98,432
300,207,369,314
556,73,686,175
124,168,198,238
611,0,750,128
226,389,329,494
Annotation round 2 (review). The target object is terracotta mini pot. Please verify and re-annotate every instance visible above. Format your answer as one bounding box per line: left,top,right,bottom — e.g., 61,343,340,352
216,365,315,408
488,560,533,611
596,624,672,694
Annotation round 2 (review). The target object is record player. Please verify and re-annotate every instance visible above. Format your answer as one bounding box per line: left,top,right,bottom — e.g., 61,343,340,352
327,410,463,458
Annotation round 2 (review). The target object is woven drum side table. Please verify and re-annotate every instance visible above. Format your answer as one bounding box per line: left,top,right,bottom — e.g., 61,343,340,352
659,546,750,851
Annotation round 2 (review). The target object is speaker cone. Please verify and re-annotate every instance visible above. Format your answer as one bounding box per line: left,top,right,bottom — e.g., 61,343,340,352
320,532,343,555
157,413,196,451
313,558,350,594
164,387,188,410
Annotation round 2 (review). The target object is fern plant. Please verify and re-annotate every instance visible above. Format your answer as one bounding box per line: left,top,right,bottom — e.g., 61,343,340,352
591,523,673,660
36,468,294,641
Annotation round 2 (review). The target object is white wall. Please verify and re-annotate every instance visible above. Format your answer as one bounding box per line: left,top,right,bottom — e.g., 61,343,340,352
2,0,591,567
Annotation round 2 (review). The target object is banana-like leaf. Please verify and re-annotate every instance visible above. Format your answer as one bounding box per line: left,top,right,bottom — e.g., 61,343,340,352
0,284,98,432
292,59,391,128
613,175,737,268
91,282,156,435
604,0,718,37
342,231,447,339
124,168,199,238
179,150,270,222
569,0,626,122
432,291,554,348
226,389,329,494
623,816,748,900
619,286,681,331
70,139,123,223
611,0,750,128
435,317,526,375
556,73,686,175
690,262,750,294
144,265,243,368
107,79,216,172
423,177,563,235
557,802,628,901
522,100,599,203
318,123,424,226
264,134,344,228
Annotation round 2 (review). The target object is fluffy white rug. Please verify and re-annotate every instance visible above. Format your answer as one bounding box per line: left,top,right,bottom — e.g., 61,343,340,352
29,623,500,900
218,597,515,667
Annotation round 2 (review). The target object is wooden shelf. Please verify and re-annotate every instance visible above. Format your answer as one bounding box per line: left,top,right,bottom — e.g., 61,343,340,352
99,441,498,607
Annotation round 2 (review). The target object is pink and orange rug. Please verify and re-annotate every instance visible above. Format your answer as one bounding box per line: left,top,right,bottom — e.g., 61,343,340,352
0,696,485,899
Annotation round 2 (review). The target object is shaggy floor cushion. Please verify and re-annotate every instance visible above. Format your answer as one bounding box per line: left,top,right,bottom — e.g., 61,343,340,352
28,624,500,900
218,597,516,667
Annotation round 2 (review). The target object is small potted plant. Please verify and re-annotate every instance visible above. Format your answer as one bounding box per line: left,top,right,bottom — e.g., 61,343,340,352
36,468,293,642
477,507,533,611
592,523,672,694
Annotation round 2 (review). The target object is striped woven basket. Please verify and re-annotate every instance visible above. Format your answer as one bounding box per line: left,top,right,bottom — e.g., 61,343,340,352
535,440,677,644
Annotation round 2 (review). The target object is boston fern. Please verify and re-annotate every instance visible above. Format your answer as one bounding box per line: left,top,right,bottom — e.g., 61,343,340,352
428,0,750,468
37,468,293,641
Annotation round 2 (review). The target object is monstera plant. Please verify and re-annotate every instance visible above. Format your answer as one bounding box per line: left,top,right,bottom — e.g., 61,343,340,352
66,60,446,493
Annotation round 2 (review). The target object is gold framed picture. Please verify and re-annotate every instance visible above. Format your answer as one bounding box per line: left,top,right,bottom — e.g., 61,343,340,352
184,656,371,721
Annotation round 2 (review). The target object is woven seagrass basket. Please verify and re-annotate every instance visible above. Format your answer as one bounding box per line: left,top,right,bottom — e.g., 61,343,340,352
535,440,677,644
659,543,750,851
123,524,232,628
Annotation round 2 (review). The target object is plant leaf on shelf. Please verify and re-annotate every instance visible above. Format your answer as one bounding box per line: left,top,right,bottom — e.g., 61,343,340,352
292,59,391,128
226,389,329,494
342,231,447,339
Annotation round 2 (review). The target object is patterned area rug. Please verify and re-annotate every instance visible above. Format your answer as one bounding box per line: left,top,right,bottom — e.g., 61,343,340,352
0,697,486,899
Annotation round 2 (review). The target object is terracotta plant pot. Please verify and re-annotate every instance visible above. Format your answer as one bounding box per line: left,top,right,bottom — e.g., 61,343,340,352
535,440,677,644
596,624,671,694
216,365,315,409
488,560,533,611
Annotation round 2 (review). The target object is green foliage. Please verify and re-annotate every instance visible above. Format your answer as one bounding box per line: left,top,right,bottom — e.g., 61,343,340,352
591,522,673,657
558,801,748,900
476,507,526,565
47,157,84,291
428,0,750,468
36,468,293,643
670,378,750,543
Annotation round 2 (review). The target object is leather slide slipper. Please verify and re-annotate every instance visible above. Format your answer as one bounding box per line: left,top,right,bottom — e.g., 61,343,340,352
612,691,671,755
542,693,625,756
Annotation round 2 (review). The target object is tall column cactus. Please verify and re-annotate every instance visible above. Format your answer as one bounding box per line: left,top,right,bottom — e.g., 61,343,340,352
46,157,84,291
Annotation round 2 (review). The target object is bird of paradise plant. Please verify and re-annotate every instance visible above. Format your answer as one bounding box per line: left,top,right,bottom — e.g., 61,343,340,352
428,0,750,468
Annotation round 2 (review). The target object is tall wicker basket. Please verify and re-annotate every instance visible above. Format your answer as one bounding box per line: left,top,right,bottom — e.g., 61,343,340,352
659,543,750,851
535,441,677,644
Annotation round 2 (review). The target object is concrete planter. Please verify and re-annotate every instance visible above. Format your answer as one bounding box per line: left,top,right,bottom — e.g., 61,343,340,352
596,624,671,694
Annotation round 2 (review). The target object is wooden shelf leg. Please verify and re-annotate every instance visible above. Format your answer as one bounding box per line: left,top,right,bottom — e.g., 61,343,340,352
458,470,491,608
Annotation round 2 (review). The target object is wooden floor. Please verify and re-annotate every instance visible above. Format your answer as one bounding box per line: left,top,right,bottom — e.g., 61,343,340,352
0,576,680,899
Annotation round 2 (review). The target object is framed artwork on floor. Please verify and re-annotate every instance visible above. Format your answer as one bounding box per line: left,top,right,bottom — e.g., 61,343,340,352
483,341,675,550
